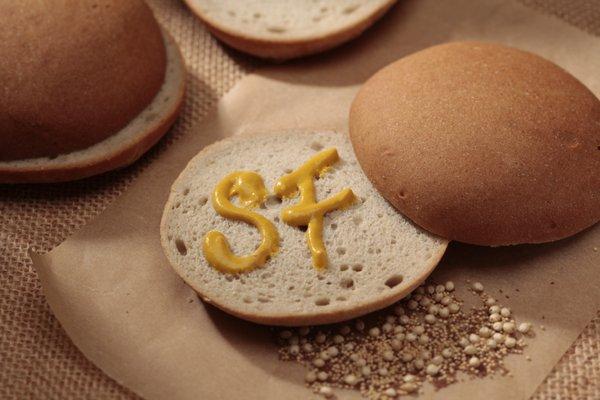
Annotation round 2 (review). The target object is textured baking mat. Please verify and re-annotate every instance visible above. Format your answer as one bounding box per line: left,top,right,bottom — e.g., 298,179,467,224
1,0,599,399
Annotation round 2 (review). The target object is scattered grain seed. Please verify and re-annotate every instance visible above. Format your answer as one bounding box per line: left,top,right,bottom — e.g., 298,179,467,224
464,345,477,355
500,307,511,317
378,367,389,376
441,296,452,306
432,355,444,365
493,322,503,331
407,300,418,310
313,358,325,367
449,303,461,313
505,336,517,348
361,366,371,376
489,313,501,322
487,338,497,349
317,371,329,381
344,374,358,385
469,357,481,367
419,334,430,344
394,325,405,333
368,327,381,337
479,327,492,338
305,371,317,383
518,323,531,333
489,305,501,314
469,334,480,343
425,314,436,324
318,386,333,397
382,323,393,333
485,297,497,306
400,383,418,393
459,337,470,347
333,334,344,344
383,350,395,361
384,388,397,398
327,346,339,357
426,364,440,375
472,282,484,292
442,348,453,358
502,322,515,333
493,333,505,343
289,345,300,355
445,281,455,291
435,284,445,293
406,333,417,342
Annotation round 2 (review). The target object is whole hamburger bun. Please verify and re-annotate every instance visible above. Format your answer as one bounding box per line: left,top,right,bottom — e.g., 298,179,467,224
0,0,185,183
350,42,600,246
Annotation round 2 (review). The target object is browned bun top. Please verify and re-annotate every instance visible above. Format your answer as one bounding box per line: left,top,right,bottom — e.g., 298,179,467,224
0,0,166,161
349,41,600,246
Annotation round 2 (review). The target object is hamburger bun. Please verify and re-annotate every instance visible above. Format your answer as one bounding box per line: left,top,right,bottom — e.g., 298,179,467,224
161,131,447,326
184,0,396,60
0,0,186,183
350,41,600,246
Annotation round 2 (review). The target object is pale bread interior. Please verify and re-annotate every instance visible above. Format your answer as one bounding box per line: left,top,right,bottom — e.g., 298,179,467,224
161,132,448,326
187,0,394,41
0,30,184,173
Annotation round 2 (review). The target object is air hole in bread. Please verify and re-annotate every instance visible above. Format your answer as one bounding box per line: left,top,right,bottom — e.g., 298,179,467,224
258,297,270,303
368,248,374,254
227,10,236,17
174,202,181,209
340,278,354,289
299,225,308,232
310,142,324,151
352,264,364,272
284,168,293,174
377,213,383,218
175,239,187,256
264,195,282,208
315,297,330,306
330,223,338,230
385,274,404,288
353,216,362,225
274,216,280,223
343,4,360,14
317,275,325,281
288,285,295,291
549,220,557,229
336,247,346,255
267,25,286,33
198,196,208,206
253,12,261,18
391,239,397,244
243,297,253,304
182,188,190,196
336,296,347,302
340,264,349,271
320,6,328,13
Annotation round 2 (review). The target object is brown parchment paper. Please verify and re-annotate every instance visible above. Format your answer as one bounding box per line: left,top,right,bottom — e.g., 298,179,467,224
32,0,600,399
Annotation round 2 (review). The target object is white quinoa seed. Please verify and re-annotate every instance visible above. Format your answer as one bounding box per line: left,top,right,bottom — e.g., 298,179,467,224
439,307,450,318
505,336,517,348
464,345,477,355
479,327,492,338
368,327,381,337
489,313,502,323
426,364,440,375
469,357,481,367
378,367,389,376
493,322,503,331
382,323,393,333
449,303,461,313
344,374,358,385
472,282,484,292
436,284,446,293
441,296,452,306
493,333,505,343
445,281,455,291
469,334,480,343
319,386,333,397
487,338,497,348
489,305,501,314
313,358,325,367
442,348,453,358
485,297,497,306
317,371,329,381
518,322,531,333
425,314,436,324
383,350,395,361
403,374,416,383
418,334,429,344
407,300,418,310
384,388,398,397
502,322,516,333
400,383,418,393
500,307,511,317
305,371,317,383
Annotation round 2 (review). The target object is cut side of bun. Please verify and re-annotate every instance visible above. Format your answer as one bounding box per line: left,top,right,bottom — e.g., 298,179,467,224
0,30,185,184
161,132,448,326
184,0,396,60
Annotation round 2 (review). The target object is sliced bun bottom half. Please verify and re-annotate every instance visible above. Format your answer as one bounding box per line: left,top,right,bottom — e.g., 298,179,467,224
184,0,396,60
161,131,448,326
0,30,186,184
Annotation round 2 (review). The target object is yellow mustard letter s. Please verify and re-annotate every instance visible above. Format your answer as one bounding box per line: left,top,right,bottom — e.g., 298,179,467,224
203,171,279,274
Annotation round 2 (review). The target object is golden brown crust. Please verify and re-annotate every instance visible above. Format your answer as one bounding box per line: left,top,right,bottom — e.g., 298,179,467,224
0,0,166,160
350,41,600,246
0,32,185,184
184,0,396,60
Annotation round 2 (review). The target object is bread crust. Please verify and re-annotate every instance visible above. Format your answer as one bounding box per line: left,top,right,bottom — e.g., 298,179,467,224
184,0,396,60
0,31,185,184
0,0,166,160
160,132,448,326
350,41,600,246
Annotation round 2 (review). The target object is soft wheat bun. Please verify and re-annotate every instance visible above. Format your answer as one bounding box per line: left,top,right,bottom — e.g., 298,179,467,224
350,41,600,246
0,0,185,183
184,0,396,60
161,132,447,326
